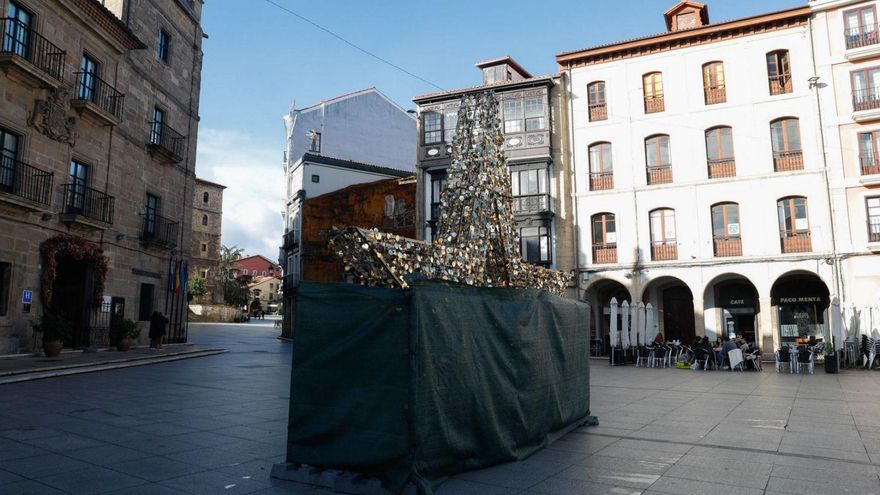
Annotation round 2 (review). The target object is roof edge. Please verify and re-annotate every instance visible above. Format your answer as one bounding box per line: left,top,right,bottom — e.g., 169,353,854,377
556,5,810,64
413,74,558,103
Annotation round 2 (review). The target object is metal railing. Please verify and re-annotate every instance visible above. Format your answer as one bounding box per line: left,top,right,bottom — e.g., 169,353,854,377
853,88,880,112
512,193,549,214
704,85,726,105
646,164,672,185
589,103,607,122
147,121,185,160
713,235,742,257
589,171,613,191
282,229,300,250
869,219,880,242
0,17,65,81
592,244,617,264
859,153,880,176
845,25,880,49
283,273,298,291
780,230,812,253
73,71,124,119
773,150,804,172
651,241,677,261
708,158,736,179
141,213,179,247
769,74,792,95
644,95,664,114
0,157,53,206
63,183,114,224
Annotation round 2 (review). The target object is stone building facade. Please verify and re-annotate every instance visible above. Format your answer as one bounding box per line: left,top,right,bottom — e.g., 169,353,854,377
0,0,204,353
190,177,224,304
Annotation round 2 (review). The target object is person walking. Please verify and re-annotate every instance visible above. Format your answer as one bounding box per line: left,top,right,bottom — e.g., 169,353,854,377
149,311,167,349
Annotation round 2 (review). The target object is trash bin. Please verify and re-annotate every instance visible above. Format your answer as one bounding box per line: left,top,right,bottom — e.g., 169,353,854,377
825,353,839,374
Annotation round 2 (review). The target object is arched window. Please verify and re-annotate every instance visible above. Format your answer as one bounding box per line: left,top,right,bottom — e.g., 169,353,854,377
202,192,209,204
591,213,617,264
766,50,791,95
705,126,735,178
702,61,726,104
201,214,208,226
645,134,672,185
423,111,442,144
649,209,677,261
711,202,742,257
588,142,613,190
587,81,607,121
770,117,803,171
643,72,664,113
777,196,811,253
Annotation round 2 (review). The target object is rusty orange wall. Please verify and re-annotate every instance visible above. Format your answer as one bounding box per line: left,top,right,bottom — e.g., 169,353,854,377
301,178,415,283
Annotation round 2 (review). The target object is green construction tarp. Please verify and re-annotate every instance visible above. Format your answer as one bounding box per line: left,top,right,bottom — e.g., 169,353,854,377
283,279,591,494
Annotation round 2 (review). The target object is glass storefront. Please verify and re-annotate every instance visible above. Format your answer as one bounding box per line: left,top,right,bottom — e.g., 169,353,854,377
771,276,830,345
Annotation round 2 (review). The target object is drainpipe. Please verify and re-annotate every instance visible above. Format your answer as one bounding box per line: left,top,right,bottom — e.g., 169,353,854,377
808,15,844,305
565,63,581,299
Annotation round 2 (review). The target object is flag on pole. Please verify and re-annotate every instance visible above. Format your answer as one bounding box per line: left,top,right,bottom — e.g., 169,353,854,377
174,260,181,295
167,257,175,294
181,260,188,293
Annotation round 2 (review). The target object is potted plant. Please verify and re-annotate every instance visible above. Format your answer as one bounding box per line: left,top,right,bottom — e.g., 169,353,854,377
33,312,71,358
112,319,140,352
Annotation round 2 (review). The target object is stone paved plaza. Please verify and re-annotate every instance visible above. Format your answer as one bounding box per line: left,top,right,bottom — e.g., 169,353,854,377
1,322,879,494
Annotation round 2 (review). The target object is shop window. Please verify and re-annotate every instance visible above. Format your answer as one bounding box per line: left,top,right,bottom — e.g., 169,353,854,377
138,283,154,321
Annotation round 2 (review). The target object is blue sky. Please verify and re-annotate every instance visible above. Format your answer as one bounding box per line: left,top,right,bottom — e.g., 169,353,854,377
195,0,805,257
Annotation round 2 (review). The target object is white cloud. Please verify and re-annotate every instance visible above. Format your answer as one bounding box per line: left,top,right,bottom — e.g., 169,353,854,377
195,128,284,260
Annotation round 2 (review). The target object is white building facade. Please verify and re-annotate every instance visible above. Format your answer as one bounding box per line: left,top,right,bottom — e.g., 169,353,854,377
810,0,880,310
559,2,838,354
280,88,416,281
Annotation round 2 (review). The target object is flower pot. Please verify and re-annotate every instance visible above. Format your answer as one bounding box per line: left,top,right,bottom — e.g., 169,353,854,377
116,337,131,352
43,340,62,358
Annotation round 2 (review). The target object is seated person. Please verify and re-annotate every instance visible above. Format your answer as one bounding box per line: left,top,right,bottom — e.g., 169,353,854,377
653,332,665,345
719,338,738,368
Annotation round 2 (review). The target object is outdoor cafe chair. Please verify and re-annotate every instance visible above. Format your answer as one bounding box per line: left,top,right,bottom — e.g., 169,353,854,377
634,346,649,367
728,348,745,371
796,347,815,374
649,345,668,368
693,348,712,370
775,349,792,373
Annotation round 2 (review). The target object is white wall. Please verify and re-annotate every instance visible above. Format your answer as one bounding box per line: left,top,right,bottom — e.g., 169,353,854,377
568,25,832,268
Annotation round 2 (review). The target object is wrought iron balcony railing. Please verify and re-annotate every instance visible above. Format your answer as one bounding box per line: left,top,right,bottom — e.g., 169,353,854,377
147,121,185,162
73,71,124,119
646,164,672,185
589,103,607,122
773,150,804,172
768,74,792,95
0,17,65,81
853,88,880,112
63,183,114,224
512,193,550,214
846,25,880,49
282,273,298,292
0,157,53,206
141,213,179,248
589,171,613,191
708,158,736,179
592,244,617,264
713,235,742,257
859,153,880,176
644,95,664,114
651,241,677,261
704,85,726,105
780,230,811,253
282,229,300,250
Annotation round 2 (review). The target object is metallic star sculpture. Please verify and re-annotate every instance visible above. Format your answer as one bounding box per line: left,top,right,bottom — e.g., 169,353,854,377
328,92,570,295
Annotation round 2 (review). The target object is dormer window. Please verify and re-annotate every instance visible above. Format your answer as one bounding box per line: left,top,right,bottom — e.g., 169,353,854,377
483,65,510,85
664,1,709,32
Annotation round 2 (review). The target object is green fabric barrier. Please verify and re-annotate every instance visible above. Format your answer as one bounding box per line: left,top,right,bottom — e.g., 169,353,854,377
285,280,591,494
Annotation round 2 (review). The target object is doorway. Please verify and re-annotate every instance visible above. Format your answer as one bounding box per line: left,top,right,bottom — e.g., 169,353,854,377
51,257,95,347
661,285,696,343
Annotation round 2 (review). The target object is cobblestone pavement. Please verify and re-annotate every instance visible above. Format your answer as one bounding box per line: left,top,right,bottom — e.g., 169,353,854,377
2,322,879,494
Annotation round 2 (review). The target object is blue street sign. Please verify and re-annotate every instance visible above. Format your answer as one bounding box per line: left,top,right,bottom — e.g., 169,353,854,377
22,290,32,304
